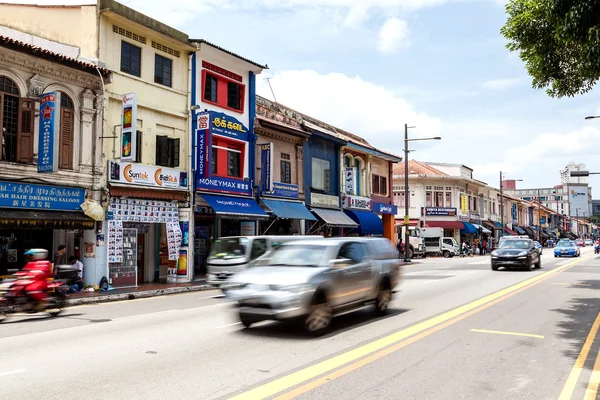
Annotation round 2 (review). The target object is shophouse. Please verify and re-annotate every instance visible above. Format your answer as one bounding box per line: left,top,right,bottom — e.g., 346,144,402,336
0,29,109,276
190,40,267,278
0,0,197,286
253,96,315,235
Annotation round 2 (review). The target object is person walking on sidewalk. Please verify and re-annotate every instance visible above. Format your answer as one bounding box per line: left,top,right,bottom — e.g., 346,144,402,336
482,239,487,255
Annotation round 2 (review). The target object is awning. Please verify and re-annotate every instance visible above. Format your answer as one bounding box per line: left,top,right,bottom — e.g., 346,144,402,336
483,220,501,230
262,199,316,221
471,224,492,234
344,210,383,235
200,194,269,219
523,227,535,237
110,184,188,201
425,221,464,229
494,222,502,228
461,222,478,234
0,210,94,229
504,226,518,236
311,208,358,228
513,225,527,235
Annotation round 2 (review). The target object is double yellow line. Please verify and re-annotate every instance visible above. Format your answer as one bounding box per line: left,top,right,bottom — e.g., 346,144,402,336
230,256,591,400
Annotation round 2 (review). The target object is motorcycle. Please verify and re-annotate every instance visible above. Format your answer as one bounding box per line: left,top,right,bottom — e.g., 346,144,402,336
460,247,475,258
0,267,72,322
595,244,600,255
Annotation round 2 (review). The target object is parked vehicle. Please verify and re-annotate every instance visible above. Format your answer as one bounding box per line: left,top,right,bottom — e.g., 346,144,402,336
398,226,426,258
532,241,543,255
575,238,585,247
491,238,541,271
206,235,322,287
420,227,459,258
554,241,580,258
585,239,594,246
224,237,402,335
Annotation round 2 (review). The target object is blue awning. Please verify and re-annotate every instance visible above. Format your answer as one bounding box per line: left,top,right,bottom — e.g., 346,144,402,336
494,222,502,228
344,210,384,235
262,199,316,221
201,194,269,219
513,225,526,235
460,222,478,234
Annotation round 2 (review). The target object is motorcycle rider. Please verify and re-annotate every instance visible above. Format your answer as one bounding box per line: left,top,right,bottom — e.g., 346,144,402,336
22,249,53,311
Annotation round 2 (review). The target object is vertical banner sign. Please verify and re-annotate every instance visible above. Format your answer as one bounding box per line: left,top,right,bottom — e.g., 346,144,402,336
460,195,468,213
260,143,273,192
345,167,356,195
196,111,211,179
38,92,60,173
121,93,137,161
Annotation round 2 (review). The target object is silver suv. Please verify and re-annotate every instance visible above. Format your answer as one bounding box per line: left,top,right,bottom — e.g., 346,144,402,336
223,237,402,335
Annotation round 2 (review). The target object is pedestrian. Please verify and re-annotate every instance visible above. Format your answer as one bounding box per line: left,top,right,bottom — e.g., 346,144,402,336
482,239,487,255
68,256,84,291
396,238,404,259
54,244,67,266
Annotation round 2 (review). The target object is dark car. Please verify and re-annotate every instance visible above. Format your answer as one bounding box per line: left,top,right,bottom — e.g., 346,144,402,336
490,238,541,271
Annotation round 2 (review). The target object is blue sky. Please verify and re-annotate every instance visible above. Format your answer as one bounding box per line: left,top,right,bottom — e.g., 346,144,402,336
35,0,600,192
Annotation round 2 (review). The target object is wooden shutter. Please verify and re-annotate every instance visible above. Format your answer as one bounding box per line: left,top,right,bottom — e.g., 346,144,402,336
17,98,34,163
169,138,180,168
135,130,143,162
59,107,74,169
155,135,168,166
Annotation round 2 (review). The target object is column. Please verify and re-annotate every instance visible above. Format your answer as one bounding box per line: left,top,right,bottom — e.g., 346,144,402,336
382,214,395,242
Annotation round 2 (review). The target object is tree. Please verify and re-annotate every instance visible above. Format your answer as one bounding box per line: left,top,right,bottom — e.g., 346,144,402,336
501,0,600,98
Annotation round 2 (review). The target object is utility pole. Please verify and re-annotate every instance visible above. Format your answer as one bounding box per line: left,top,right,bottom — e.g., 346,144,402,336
500,171,504,238
538,189,542,242
403,123,410,263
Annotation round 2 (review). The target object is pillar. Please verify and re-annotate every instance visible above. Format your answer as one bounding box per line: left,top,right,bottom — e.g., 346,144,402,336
383,214,395,242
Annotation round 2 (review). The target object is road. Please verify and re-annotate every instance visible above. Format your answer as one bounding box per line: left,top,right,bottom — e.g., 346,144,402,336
1,247,600,400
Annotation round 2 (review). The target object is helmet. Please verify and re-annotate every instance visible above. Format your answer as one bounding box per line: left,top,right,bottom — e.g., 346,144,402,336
24,249,48,260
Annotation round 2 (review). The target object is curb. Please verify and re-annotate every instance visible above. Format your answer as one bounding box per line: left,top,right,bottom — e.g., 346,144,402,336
65,284,214,306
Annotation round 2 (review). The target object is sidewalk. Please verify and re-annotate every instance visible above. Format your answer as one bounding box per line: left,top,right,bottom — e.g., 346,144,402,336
65,281,213,306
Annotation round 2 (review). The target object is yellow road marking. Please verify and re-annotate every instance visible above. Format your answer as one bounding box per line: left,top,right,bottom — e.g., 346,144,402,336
470,329,544,339
229,256,590,400
559,312,600,400
585,341,600,400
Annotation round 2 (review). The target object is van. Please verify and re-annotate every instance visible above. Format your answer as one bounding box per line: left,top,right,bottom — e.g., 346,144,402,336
206,235,323,287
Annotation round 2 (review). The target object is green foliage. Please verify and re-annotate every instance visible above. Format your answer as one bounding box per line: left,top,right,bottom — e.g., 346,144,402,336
501,0,600,98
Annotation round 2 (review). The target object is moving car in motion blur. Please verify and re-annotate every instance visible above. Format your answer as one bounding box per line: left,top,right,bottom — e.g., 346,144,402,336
554,240,580,258
585,239,594,246
490,238,541,271
223,237,402,335
533,241,543,255
575,238,585,247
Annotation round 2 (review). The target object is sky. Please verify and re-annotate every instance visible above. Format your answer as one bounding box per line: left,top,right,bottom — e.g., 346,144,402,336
15,0,600,193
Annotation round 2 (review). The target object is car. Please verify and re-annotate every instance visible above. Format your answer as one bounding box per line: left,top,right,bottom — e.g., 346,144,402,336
490,238,541,271
575,238,585,247
585,239,594,246
223,237,402,335
533,241,543,255
554,241,580,257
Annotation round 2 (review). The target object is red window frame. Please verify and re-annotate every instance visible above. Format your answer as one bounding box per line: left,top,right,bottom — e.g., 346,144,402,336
211,135,246,180
202,70,246,114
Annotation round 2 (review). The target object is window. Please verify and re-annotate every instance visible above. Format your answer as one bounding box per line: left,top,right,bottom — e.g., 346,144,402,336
354,158,362,195
445,192,452,207
202,70,245,113
435,192,443,207
155,136,180,168
58,92,74,169
394,192,409,207
337,242,365,264
227,146,241,177
120,41,141,77
344,155,352,168
211,138,245,179
211,147,218,174
280,159,291,184
0,77,33,163
154,54,172,87
311,157,330,191
379,176,387,196
426,191,432,207
250,239,267,260
372,174,380,194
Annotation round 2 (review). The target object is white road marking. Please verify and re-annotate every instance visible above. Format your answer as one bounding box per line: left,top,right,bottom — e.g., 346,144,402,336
0,369,26,377
199,294,225,299
463,271,479,275
113,309,179,321
215,322,242,329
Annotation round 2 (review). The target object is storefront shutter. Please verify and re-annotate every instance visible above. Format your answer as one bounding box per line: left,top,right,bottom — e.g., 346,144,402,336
17,98,34,163
59,107,74,169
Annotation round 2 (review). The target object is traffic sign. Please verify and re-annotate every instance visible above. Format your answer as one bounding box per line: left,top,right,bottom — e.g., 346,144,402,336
403,215,410,225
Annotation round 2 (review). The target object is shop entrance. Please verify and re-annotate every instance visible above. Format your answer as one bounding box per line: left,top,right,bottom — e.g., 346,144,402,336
0,229,53,275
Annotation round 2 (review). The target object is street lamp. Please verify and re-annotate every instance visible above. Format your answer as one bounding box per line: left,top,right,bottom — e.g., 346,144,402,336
585,116,600,120
403,124,441,262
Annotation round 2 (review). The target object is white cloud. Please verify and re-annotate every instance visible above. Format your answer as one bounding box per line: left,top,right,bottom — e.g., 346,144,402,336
482,78,521,91
377,18,409,54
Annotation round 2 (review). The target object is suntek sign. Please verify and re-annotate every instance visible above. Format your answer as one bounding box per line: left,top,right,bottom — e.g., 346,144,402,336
108,161,187,190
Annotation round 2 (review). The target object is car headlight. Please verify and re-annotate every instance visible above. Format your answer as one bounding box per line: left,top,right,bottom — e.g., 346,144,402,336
518,251,528,256
491,251,499,257
274,283,313,294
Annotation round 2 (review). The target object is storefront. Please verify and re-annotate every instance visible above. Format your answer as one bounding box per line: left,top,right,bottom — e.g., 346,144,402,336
0,181,92,276
308,193,357,236
106,161,190,287
372,201,398,240
342,194,383,236
422,207,462,240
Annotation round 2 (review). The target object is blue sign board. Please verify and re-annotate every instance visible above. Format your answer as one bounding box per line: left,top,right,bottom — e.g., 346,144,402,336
260,143,272,192
541,217,546,225
372,202,397,215
422,207,456,216
38,92,58,173
196,176,252,197
264,182,299,200
0,181,85,211
196,110,249,142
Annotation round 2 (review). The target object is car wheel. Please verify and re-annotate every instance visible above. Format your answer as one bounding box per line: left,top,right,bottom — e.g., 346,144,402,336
407,245,414,260
491,264,499,271
536,258,542,269
239,314,253,329
305,296,332,336
375,280,392,316
443,250,451,258
526,260,534,271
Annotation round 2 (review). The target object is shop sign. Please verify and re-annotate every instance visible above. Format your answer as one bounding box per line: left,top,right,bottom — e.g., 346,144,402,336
196,110,249,142
0,181,84,211
460,195,468,213
372,201,397,215
108,161,188,190
422,207,457,216
120,93,137,161
240,221,255,236
260,143,273,192
344,167,356,195
458,215,469,222
264,182,299,200
196,176,252,196
38,92,59,173
344,195,371,210
311,193,339,208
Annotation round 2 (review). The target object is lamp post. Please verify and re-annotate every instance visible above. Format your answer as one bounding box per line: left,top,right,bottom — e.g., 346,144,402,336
403,123,441,262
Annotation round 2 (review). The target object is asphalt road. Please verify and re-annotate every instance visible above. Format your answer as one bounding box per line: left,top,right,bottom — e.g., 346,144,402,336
1,246,600,400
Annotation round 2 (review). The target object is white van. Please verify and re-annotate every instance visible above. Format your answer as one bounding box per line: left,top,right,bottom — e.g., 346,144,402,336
206,235,323,287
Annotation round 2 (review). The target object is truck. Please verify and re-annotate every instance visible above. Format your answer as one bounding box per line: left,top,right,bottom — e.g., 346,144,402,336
420,227,460,258
397,225,427,259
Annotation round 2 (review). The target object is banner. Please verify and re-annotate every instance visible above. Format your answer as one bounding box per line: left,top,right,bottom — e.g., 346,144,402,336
196,112,211,179
0,181,84,211
121,93,137,161
166,221,182,261
345,167,356,195
422,207,457,216
38,92,60,173
460,195,468,213
108,161,187,190
260,143,273,192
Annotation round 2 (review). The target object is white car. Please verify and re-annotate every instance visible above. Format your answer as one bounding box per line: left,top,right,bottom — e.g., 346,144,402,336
585,239,594,246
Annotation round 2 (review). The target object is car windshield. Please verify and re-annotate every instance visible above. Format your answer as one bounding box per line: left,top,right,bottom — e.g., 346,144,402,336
557,242,573,248
208,238,248,259
499,240,530,249
267,244,328,267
